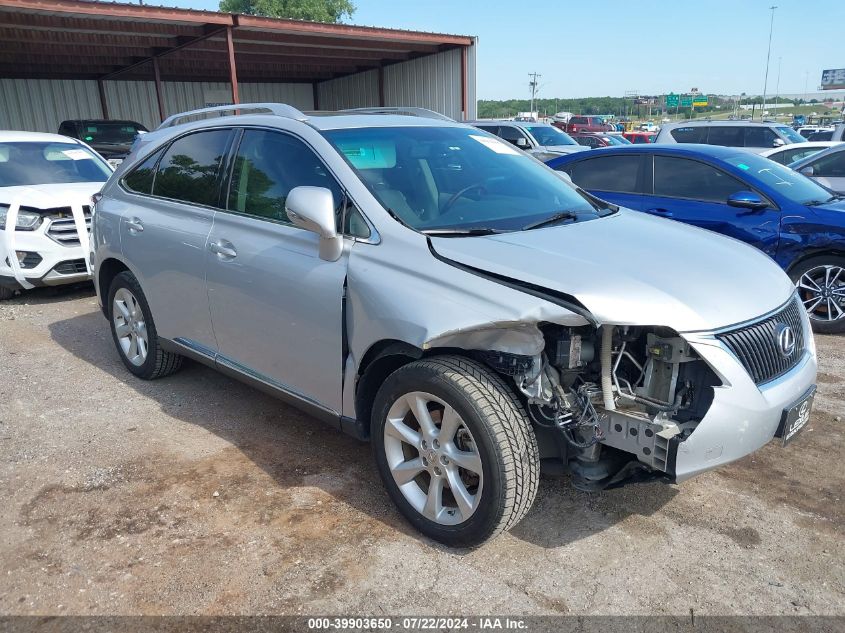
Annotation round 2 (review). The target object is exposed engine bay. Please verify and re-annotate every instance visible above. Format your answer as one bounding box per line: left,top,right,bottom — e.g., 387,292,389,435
483,324,721,490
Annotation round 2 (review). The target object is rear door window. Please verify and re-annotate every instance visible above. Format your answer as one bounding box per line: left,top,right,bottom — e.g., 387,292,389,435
653,156,746,202
809,150,845,177
706,126,744,147
670,126,708,143
744,126,778,148
153,129,232,207
566,155,641,193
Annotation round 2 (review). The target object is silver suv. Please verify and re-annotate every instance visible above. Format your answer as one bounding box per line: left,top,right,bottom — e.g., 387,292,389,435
91,104,817,547
654,120,807,153
467,120,587,161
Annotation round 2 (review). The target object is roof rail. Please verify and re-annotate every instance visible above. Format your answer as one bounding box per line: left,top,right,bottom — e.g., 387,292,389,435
157,103,308,130
341,107,454,122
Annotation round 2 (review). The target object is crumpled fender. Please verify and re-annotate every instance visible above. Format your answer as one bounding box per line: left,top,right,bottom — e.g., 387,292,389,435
3,188,91,289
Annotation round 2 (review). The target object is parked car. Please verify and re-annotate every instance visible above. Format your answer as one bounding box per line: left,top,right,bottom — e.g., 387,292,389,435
468,120,587,160
654,120,806,153
571,133,630,148
58,119,148,168
797,125,833,139
92,104,816,546
790,143,845,194
623,131,656,144
563,115,611,134
546,144,845,332
760,141,842,165
0,131,112,300
639,121,660,132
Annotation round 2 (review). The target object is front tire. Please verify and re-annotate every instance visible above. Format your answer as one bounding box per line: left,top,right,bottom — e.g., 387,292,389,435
107,271,183,379
791,256,845,334
371,355,539,547
0,286,15,301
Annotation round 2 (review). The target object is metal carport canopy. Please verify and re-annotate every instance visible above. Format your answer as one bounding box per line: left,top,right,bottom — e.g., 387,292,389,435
0,0,474,120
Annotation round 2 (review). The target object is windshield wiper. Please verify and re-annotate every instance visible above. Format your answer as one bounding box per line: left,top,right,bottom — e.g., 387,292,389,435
421,227,504,236
521,211,580,231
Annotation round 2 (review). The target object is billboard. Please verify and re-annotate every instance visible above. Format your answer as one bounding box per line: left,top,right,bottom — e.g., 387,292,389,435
820,69,845,90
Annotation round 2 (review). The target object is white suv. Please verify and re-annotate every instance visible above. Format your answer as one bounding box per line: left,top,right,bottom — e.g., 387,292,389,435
0,131,112,300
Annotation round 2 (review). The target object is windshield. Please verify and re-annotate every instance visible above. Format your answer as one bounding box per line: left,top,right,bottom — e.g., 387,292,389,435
777,126,806,144
525,125,578,146
605,135,629,145
724,152,836,205
77,122,146,145
0,142,111,187
322,126,608,233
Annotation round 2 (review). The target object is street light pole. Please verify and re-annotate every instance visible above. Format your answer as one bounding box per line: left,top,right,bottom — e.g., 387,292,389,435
775,56,782,113
761,5,777,120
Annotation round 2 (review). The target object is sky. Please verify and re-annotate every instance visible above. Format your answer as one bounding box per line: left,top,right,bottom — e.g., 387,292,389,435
154,0,843,101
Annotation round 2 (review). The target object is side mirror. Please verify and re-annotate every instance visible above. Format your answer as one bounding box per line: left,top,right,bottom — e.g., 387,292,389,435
727,190,768,211
799,165,815,177
285,186,343,261
510,137,530,149
772,138,786,148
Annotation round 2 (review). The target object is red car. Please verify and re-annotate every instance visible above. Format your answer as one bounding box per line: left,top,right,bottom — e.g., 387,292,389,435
571,133,630,148
560,115,611,134
623,131,657,144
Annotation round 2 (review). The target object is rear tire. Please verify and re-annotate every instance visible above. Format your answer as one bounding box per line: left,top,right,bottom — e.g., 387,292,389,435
107,271,183,379
790,256,845,334
371,355,539,547
0,286,15,301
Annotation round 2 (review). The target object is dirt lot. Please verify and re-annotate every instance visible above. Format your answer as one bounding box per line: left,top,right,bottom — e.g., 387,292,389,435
0,285,843,616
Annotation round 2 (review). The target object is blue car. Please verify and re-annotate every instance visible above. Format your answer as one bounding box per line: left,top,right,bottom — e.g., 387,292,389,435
546,145,845,333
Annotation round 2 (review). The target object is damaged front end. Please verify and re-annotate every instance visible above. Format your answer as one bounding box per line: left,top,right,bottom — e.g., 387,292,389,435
481,324,720,490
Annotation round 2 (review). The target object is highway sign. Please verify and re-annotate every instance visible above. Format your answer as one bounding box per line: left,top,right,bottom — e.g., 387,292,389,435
680,95,693,107
666,93,679,107
693,96,708,107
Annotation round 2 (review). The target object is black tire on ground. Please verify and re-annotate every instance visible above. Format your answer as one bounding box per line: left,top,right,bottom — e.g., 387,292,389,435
0,286,15,301
371,355,540,548
789,255,845,335
107,271,183,379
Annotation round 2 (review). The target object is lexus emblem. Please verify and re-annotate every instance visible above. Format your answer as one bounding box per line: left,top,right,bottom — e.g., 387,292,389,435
775,323,796,358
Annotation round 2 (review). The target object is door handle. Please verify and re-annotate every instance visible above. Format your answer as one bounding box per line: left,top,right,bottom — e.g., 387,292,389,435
209,240,237,259
126,218,144,233
645,208,673,217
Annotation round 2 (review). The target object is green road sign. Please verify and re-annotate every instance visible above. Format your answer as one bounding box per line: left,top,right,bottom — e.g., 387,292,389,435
666,93,679,107
693,96,708,107
680,95,693,107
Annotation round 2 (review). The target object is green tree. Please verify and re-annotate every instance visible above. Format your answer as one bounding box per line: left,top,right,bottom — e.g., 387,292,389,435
219,0,355,22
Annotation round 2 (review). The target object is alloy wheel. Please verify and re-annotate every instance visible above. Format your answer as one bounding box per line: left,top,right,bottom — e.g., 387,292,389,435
796,264,845,323
383,391,483,526
112,287,148,366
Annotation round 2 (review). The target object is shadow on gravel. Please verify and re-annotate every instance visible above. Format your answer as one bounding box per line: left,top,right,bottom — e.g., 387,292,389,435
4,282,95,306
49,310,676,550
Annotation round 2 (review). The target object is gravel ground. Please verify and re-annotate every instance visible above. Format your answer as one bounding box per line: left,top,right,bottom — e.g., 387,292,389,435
0,285,843,616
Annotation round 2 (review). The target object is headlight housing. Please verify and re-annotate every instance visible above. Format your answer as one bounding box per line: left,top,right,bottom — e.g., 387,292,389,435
0,205,42,231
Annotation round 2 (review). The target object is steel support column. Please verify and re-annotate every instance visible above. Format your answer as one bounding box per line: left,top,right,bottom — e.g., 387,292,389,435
152,56,165,122
226,25,239,104
461,45,468,120
97,79,109,119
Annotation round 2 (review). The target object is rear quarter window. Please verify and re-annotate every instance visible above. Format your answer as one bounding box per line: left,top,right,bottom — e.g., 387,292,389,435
566,155,641,193
670,126,708,143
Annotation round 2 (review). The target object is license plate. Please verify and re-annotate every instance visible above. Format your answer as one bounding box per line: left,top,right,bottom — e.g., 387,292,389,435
776,386,816,446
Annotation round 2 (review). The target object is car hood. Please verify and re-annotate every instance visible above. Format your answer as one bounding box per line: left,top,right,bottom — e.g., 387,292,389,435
88,142,132,158
429,209,795,332
0,182,103,208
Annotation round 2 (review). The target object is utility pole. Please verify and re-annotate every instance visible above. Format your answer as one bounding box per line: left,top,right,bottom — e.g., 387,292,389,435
761,5,777,120
528,72,541,118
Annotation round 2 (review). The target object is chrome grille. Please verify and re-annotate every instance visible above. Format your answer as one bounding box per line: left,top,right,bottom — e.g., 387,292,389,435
46,207,92,246
717,296,806,385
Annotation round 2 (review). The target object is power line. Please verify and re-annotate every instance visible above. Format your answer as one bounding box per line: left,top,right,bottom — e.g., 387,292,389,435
761,5,777,119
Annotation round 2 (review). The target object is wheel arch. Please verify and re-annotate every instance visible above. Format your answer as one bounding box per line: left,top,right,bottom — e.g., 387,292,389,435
97,257,131,317
784,248,845,275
